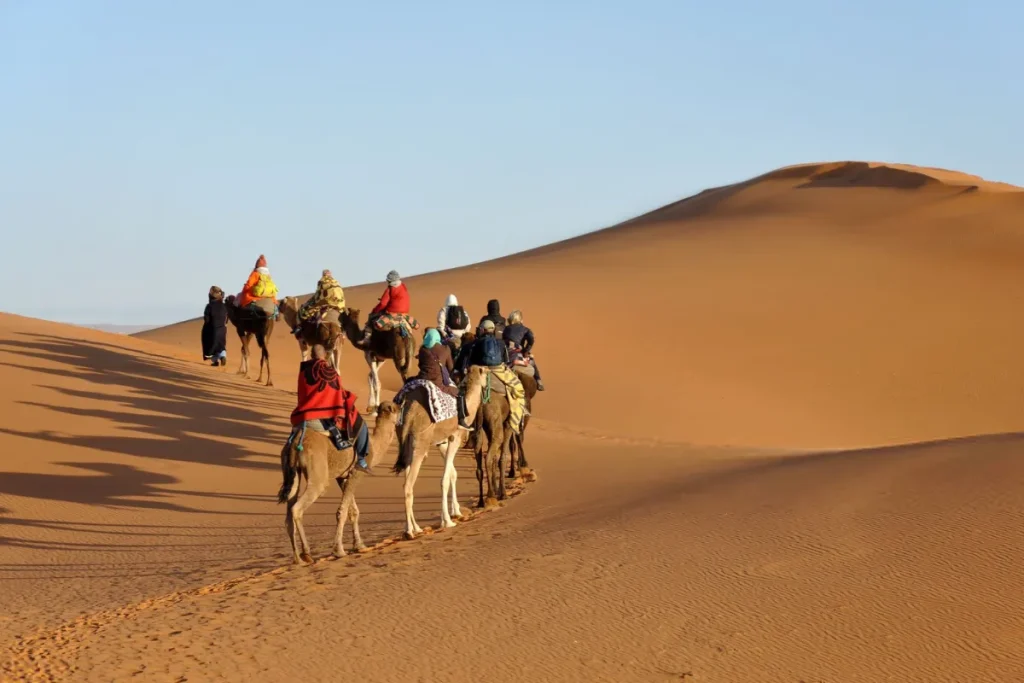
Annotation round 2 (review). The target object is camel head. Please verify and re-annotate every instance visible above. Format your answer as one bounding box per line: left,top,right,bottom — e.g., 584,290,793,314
345,308,362,326
462,365,489,394
279,296,300,328
374,401,399,429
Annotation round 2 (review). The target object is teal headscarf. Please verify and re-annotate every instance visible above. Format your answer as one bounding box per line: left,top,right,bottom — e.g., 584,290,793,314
423,328,441,349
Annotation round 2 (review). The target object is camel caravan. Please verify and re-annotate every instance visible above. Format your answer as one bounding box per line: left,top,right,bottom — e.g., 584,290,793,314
202,256,546,564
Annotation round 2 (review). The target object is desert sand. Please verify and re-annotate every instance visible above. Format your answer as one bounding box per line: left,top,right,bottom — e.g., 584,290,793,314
3,160,1024,681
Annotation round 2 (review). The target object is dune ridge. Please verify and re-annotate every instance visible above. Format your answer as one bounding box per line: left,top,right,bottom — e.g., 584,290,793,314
4,159,1024,681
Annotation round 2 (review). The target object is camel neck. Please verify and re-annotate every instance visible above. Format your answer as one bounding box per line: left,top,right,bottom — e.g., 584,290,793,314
368,419,396,466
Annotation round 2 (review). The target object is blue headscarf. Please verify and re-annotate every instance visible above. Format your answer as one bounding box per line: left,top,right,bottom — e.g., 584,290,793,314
423,328,441,349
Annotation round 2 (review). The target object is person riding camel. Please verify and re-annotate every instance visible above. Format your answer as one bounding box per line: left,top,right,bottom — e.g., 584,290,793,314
360,270,411,343
503,309,545,391
294,269,346,336
459,319,527,434
414,328,474,431
290,344,371,473
478,299,506,337
236,254,279,316
437,294,471,344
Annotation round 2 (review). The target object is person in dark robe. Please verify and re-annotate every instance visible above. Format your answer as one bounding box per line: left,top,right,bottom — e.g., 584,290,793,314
201,286,228,366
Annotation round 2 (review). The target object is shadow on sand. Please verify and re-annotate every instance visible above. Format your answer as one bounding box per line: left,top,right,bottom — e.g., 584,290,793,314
0,332,294,514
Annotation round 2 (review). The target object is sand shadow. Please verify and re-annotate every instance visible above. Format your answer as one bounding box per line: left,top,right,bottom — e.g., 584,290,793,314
0,333,291,474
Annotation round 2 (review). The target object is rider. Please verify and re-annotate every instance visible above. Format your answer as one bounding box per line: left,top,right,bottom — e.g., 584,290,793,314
462,319,527,434
437,294,471,343
360,270,410,343
503,309,545,391
295,269,346,336
237,254,279,313
461,319,509,373
477,299,506,337
291,344,371,473
415,328,474,431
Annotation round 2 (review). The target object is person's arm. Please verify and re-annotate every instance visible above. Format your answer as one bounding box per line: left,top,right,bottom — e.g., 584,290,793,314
437,307,447,329
522,328,535,354
501,342,509,365
243,270,260,293
204,304,212,325
371,286,391,315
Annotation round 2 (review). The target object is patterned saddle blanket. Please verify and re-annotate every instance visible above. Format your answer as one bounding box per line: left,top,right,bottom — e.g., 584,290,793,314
393,379,457,425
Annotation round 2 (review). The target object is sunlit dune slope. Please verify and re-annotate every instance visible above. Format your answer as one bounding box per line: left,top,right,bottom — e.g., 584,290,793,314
140,161,1024,449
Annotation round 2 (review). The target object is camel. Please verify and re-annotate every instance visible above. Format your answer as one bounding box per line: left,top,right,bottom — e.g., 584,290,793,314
279,296,343,368
278,403,399,564
508,371,538,480
473,385,514,508
391,366,490,539
338,308,416,414
225,295,275,386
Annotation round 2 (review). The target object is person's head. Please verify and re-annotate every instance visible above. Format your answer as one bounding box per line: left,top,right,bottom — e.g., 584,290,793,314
508,309,523,325
480,320,496,336
486,299,501,316
423,328,441,349
209,285,224,302
445,293,458,307
255,254,267,270
311,344,328,360
386,270,401,286
322,269,333,279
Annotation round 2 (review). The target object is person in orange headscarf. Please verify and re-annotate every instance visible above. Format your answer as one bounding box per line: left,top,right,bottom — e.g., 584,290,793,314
237,254,279,309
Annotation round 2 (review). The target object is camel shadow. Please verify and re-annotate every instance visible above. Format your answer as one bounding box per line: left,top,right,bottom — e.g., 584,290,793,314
0,332,291,475
0,462,194,518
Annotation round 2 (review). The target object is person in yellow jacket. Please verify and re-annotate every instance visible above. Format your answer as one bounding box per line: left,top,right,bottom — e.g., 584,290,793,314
296,269,346,329
237,254,279,313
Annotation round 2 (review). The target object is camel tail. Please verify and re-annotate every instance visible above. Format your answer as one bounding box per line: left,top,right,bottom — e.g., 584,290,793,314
277,438,303,503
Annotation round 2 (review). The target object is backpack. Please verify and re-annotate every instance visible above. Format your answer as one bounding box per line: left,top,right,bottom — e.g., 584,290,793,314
445,305,469,330
475,335,505,367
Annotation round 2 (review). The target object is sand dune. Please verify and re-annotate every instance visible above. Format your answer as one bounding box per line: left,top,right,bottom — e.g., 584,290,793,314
4,160,1024,681
144,160,1024,449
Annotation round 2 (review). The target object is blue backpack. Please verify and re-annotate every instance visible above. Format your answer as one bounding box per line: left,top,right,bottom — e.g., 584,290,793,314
474,335,505,367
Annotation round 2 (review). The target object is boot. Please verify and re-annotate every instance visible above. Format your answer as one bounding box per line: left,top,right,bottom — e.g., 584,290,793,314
457,395,474,432
354,456,372,474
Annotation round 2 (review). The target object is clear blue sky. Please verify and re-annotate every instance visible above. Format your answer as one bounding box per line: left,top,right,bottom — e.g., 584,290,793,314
2,1,1022,325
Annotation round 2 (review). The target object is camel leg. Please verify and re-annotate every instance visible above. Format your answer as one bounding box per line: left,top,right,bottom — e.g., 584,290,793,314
237,333,250,377
486,434,501,507
498,428,513,500
402,449,427,539
333,476,351,557
438,439,459,529
475,446,486,509
365,353,381,414
449,435,464,521
288,477,328,564
332,343,341,370
262,340,272,387
348,498,365,552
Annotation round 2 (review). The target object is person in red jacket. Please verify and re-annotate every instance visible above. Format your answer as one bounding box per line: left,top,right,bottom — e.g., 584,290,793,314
291,345,371,472
360,270,410,343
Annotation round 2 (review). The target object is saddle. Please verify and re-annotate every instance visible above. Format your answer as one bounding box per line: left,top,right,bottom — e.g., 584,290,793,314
303,418,354,451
